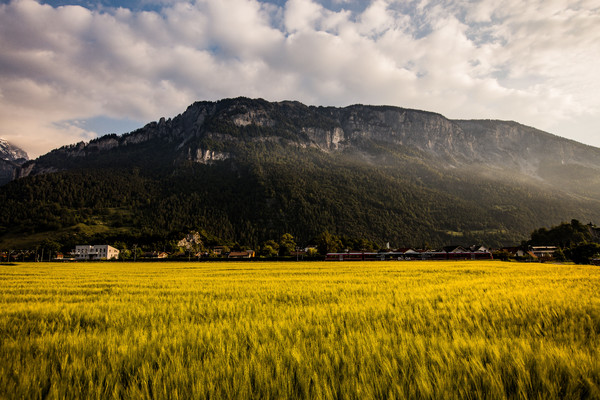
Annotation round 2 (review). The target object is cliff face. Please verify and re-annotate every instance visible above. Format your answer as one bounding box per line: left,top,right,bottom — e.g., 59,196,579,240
0,138,29,186
333,106,471,156
0,159,18,187
4,96,600,201
17,97,600,187
456,120,600,169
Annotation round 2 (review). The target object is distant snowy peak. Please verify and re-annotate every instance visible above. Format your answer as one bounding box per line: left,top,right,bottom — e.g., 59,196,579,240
0,138,29,162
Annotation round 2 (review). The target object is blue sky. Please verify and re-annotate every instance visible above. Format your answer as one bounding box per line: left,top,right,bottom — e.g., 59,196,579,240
1,0,599,157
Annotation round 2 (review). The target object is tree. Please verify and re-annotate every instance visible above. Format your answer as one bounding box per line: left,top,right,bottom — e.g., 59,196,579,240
306,247,318,257
260,240,279,257
356,238,376,252
119,248,133,260
529,219,592,247
554,248,566,262
178,231,203,260
316,231,342,255
566,243,600,264
492,249,511,261
278,233,296,257
41,239,61,261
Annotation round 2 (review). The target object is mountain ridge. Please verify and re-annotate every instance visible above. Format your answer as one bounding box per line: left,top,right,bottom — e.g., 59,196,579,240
1,97,599,249
11,98,600,184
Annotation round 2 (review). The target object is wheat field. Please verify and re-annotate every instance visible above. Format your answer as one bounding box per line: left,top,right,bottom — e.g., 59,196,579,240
0,261,599,399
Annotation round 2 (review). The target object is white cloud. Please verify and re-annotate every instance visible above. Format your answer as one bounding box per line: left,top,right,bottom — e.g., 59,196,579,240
1,0,599,157
284,0,323,32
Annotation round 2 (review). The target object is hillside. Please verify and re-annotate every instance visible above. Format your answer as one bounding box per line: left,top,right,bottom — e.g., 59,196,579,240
1,97,600,250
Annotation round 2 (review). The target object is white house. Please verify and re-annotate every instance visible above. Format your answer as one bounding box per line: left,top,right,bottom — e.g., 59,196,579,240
531,246,557,259
74,245,120,260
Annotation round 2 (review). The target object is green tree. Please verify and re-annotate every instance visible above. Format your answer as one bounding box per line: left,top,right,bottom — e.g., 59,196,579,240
120,248,133,260
278,233,296,257
529,219,592,247
306,247,318,257
554,248,566,262
260,240,279,257
41,239,61,261
316,231,343,255
566,243,600,264
492,249,511,261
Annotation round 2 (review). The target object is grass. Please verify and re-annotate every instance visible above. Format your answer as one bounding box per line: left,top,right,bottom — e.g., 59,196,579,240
0,261,599,399
0,207,135,249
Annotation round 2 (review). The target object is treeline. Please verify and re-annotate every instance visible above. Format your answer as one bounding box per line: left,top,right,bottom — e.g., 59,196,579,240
526,219,600,264
0,229,380,262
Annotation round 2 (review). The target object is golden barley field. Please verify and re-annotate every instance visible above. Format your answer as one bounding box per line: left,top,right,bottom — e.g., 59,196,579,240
0,261,599,399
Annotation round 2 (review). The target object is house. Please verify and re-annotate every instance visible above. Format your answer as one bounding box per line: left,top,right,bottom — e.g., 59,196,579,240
143,251,168,259
502,247,527,258
443,246,469,253
527,251,538,260
74,245,120,260
212,246,227,256
531,246,556,260
392,248,419,260
228,250,255,259
442,245,493,260
419,249,448,260
470,245,489,253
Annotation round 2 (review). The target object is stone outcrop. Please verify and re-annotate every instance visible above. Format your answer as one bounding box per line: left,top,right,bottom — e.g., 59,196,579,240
0,138,29,186
191,148,230,164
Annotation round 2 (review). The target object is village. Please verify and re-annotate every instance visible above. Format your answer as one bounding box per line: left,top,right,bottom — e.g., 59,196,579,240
3,220,600,264
1,243,576,263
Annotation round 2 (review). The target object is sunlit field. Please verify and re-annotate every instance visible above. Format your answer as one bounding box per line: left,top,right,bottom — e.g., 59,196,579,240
1,261,599,399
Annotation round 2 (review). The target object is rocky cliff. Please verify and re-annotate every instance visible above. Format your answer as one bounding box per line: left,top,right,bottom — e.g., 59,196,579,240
14,97,600,189
0,138,29,186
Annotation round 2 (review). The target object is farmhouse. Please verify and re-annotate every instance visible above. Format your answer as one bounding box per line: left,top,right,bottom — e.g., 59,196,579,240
74,245,120,260
531,246,556,259
502,247,527,257
211,246,228,255
228,250,255,259
143,251,168,259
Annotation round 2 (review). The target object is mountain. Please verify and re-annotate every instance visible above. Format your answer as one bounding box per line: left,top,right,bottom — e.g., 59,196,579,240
1,97,600,250
0,138,29,186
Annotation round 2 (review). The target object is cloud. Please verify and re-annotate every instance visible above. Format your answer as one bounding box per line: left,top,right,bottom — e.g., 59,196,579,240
1,0,599,157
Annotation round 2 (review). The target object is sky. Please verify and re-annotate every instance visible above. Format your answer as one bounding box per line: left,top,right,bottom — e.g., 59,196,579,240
1,0,599,157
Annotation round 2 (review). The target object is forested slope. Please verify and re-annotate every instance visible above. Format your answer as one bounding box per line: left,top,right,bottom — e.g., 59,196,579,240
2,97,600,249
